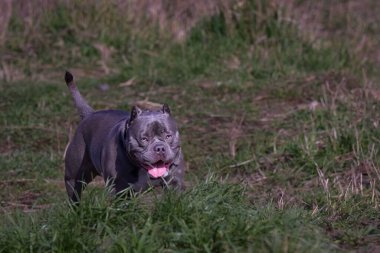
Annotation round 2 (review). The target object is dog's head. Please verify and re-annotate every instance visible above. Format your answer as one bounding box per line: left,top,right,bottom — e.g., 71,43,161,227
125,104,181,178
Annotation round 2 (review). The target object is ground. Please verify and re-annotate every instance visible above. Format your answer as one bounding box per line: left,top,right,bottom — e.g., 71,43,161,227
0,1,380,252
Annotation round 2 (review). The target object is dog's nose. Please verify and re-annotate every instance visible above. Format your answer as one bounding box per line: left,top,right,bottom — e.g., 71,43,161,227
154,144,166,155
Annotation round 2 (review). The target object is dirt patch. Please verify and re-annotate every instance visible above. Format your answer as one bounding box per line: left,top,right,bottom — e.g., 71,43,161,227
0,190,49,213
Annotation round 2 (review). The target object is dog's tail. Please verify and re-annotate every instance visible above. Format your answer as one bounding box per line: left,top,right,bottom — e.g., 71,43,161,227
64,71,94,119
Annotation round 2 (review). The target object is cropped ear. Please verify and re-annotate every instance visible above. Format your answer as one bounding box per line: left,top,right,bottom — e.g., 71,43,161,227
126,106,142,128
162,104,171,115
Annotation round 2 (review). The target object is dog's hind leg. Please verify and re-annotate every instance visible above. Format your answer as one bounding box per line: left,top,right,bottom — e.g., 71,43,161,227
64,134,98,203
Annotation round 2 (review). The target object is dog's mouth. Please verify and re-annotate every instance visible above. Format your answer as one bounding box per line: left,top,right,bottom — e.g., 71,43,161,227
145,161,170,178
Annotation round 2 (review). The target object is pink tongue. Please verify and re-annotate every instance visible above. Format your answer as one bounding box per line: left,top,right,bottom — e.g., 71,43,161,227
147,166,168,178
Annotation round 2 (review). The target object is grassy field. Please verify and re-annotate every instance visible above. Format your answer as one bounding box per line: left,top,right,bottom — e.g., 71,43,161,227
1,0,380,252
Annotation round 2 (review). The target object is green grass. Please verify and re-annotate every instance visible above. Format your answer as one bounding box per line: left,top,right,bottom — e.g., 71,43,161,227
1,0,380,252
0,180,338,253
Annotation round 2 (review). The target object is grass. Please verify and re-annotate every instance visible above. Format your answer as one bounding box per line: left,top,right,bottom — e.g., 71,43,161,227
1,0,380,252
0,180,338,252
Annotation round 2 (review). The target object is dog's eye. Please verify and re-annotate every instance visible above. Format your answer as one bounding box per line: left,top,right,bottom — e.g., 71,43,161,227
165,134,172,140
141,137,149,142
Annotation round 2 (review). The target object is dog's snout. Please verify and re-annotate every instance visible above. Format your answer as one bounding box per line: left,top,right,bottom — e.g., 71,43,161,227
154,144,166,155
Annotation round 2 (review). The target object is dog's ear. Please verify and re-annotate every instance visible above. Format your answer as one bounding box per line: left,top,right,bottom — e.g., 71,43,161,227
130,105,142,122
126,106,142,128
162,104,171,115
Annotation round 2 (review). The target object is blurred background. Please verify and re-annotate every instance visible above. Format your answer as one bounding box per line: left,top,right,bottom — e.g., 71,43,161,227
1,0,379,81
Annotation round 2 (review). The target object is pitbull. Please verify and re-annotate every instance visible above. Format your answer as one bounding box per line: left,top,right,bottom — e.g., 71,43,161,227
63,71,185,202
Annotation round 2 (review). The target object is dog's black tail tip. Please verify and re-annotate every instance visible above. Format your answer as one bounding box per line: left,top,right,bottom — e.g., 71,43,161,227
64,71,74,84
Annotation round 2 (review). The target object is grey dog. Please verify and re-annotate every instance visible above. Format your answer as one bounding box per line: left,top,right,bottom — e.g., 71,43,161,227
64,71,185,202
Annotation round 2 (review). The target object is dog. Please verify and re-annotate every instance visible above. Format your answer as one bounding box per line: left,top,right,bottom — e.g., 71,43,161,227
63,71,185,202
